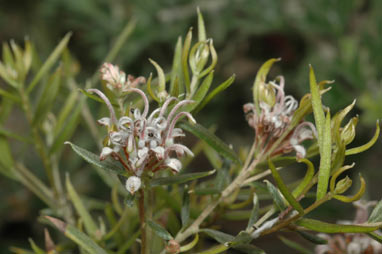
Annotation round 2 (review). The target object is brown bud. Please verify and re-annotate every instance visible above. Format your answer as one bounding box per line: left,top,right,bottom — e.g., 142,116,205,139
165,239,180,254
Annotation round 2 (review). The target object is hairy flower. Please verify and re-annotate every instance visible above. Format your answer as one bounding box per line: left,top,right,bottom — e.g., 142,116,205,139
244,76,317,158
88,84,195,193
315,200,382,254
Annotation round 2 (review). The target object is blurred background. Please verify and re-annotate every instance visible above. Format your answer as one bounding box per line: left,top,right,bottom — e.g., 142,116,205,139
0,0,381,253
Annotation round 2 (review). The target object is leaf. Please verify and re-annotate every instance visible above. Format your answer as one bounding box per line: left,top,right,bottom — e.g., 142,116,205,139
79,88,109,104
368,199,382,223
197,7,207,42
233,244,265,254
147,220,173,240
367,232,382,244
179,121,240,164
268,159,304,214
170,37,183,96
46,216,108,254
182,28,192,93
28,238,45,254
332,174,366,202
194,74,235,113
179,233,199,253
149,59,166,96
264,180,287,211
0,127,31,143
292,158,315,198
198,244,229,254
0,137,16,179
150,170,215,187
296,230,328,245
0,87,20,102
279,236,313,254
181,186,190,227
316,110,332,200
183,71,214,112
246,193,259,231
32,67,62,125
345,121,380,155
27,32,71,93
296,218,382,233
252,58,280,114
66,174,98,237
200,228,234,243
65,142,125,175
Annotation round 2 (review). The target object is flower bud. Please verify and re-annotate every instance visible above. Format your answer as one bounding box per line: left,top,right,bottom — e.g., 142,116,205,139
259,82,276,107
125,176,141,194
334,176,352,194
341,116,358,145
165,239,180,254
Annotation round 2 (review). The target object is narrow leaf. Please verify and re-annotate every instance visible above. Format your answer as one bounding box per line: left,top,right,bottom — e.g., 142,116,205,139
292,158,315,198
149,59,166,95
181,186,190,227
46,216,108,254
170,37,183,96
296,218,382,233
264,180,287,211
66,174,98,237
194,74,235,113
246,193,259,231
296,230,328,245
346,121,380,155
368,199,382,223
268,159,304,214
201,228,234,243
279,236,313,254
150,170,215,187
65,142,125,175
0,87,20,102
316,110,332,200
309,65,325,149
197,7,207,42
179,121,240,164
183,71,213,112
367,232,382,244
147,220,173,240
27,32,71,93
179,233,199,253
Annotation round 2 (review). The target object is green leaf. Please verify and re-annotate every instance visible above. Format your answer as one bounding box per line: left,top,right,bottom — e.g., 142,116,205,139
170,37,183,96
201,228,234,243
181,186,190,227
79,88,109,104
197,7,207,42
367,232,382,244
65,142,125,175
150,170,215,187
279,236,313,254
252,58,280,114
198,244,229,254
149,59,166,97
268,159,304,214
264,180,287,211
296,218,382,233
179,233,199,253
0,87,20,102
232,244,265,254
0,127,31,143
32,67,62,125
46,216,108,254
0,61,20,88
182,29,192,93
147,220,173,240
296,230,328,245
179,121,240,164
0,137,16,179
292,158,315,198
316,110,332,200
27,32,71,93
28,238,44,254
54,90,78,136
345,121,380,155
66,174,98,237
183,71,213,112
194,74,235,113
369,199,382,223
246,193,259,231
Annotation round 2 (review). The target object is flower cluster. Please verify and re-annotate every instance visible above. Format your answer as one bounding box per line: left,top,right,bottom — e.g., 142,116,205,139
244,76,316,158
88,68,195,194
315,201,382,254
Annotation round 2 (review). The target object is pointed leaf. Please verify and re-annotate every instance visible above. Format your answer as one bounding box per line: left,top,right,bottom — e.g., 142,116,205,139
181,186,190,227
309,65,325,149
246,193,259,231
179,121,240,164
182,29,192,93
183,71,213,112
150,169,215,187
268,159,304,214
201,228,234,243
66,174,98,237
296,230,328,245
346,121,380,155
368,199,382,223
197,7,207,42
27,32,71,93
65,142,125,175
179,233,199,253
292,158,315,198
170,37,183,96
279,236,313,254
296,218,382,233
264,180,287,211
147,220,173,240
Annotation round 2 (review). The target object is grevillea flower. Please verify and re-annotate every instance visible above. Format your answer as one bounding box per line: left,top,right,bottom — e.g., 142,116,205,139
88,85,195,194
244,76,317,159
315,201,382,254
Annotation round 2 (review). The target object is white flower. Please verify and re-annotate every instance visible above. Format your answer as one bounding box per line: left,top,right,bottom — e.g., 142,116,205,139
165,158,182,172
125,176,141,194
100,147,114,160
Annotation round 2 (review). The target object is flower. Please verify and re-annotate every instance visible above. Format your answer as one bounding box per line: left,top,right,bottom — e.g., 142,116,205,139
88,80,196,193
315,200,382,254
244,76,317,158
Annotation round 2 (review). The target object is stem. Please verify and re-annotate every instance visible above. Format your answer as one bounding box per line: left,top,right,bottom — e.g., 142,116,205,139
138,189,147,254
175,158,260,243
19,87,57,196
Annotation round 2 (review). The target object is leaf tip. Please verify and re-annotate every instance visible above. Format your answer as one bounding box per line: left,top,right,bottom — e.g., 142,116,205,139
45,216,67,232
